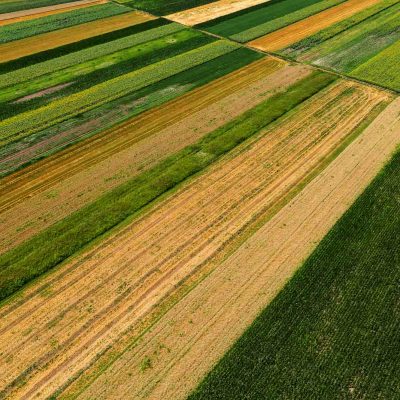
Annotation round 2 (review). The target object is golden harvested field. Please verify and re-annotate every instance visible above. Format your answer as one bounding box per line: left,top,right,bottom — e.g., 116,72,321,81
0,10,155,62
167,0,271,26
249,0,382,51
0,80,391,399
0,0,107,26
0,58,312,252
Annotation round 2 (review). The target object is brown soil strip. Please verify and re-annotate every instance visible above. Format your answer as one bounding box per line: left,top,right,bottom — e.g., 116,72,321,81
0,0,108,26
13,82,73,103
249,0,382,51
166,0,271,26
76,95,400,400
0,59,308,253
0,11,155,63
0,81,388,399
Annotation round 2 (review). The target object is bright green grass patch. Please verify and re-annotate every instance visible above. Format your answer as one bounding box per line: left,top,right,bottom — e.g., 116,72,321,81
0,71,335,302
282,0,400,58
0,47,264,178
0,28,202,104
301,5,400,72
0,3,131,44
201,0,325,37
350,39,400,91
0,40,239,146
190,148,400,400
0,0,74,14
231,0,346,42
0,22,185,89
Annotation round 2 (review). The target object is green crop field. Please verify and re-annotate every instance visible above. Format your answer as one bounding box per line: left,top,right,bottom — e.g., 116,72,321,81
190,148,400,400
0,0,76,14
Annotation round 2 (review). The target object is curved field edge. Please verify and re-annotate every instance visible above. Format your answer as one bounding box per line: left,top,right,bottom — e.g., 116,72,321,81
189,149,400,399
0,72,335,303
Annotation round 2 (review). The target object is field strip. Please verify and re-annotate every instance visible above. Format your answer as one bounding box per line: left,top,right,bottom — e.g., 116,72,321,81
0,59,307,253
72,96,400,400
166,0,271,26
0,82,388,399
248,0,382,51
0,10,155,62
0,0,107,26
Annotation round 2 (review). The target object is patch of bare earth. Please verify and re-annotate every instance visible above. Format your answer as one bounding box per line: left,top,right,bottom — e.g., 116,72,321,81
249,0,381,51
0,81,390,399
0,11,155,62
0,59,311,252
0,0,108,26
166,0,271,26
13,82,73,103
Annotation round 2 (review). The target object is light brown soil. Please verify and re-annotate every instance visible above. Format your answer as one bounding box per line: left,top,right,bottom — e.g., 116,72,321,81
166,0,271,26
0,0,108,26
0,59,310,253
76,95,400,400
249,0,382,51
0,81,389,399
0,11,155,63
13,82,73,103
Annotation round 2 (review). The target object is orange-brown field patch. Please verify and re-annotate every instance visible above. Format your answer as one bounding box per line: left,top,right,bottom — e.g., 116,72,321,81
249,0,381,51
0,81,391,399
0,58,310,253
0,10,155,62
0,0,108,26
166,0,271,26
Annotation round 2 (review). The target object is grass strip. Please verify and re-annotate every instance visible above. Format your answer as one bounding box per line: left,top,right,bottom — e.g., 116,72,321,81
0,47,264,177
0,40,238,146
0,71,335,302
122,0,219,15
189,147,400,400
0,3,130,44
0,19,168,74
0,22,185,89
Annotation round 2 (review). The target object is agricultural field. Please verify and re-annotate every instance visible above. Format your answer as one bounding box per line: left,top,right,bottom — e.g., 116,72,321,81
0,0,399,399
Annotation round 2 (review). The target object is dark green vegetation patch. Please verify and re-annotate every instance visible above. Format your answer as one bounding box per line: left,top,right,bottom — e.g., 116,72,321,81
190,148,400,400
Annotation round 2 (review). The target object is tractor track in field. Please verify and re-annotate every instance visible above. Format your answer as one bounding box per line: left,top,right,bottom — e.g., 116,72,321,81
0,81,387,399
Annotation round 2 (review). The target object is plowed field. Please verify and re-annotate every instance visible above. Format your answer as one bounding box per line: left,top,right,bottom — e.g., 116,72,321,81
0,59,311,252
0,81,390,399
249,0,381,51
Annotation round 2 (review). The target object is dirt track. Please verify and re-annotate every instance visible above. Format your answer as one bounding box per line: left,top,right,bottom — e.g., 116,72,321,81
167,0,271,26
0,11,155,62
249,0,381,51
0,81,389,399
0,59,311,252
0,0,107,26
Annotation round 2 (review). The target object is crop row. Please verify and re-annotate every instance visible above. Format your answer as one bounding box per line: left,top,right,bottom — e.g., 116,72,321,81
231,0,346,42
350,39,400,91
282,0,400,57
0,71,335,302
0,0,74,14
0,28,203,104
0,40,240,146
0,19,166,74
0,22,185,89
0,2,131,44
0,47,263,178
0,32,214,120
189,147,400,400
200,0,344,41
